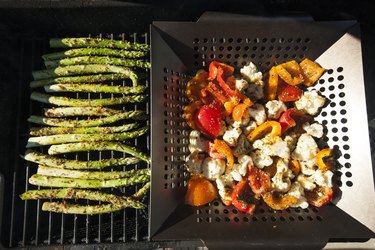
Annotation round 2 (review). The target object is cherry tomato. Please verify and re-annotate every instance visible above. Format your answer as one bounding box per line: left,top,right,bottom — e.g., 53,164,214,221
194,103,222,138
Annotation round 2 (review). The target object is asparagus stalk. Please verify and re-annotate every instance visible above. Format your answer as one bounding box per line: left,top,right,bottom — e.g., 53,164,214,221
30,73,133,88
48,141,150,163
44,84,146,94
50,38,149,51
132,182,151,200
44,107,122,117
32,65,138,83
42,48,147,61
37,165,150,180
20,188,145,208
30,123,138,136
29,174,150,188
42,202,128,214
24,150,140,170
28,110,147,127
31,92,145,107
45,56,150,69
27,126,149,147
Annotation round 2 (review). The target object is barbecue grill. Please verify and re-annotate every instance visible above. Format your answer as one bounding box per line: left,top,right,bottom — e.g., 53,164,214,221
1,1,375,249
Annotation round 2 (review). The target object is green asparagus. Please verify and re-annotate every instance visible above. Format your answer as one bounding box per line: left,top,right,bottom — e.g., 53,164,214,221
48,141,150,163
37,165,150,180
132,182,151,200
42,202,129,214
29,174,150,188
31,92,145,107
44,84,146,94
50,38,149,51
45,56,150,69
44,107,123,117
20,188,145,208
42,48,147,61
24,150,140,170
30,73,133,88
32,65,138,83
30,123,138,136
27,126,148,147
28,111,146,127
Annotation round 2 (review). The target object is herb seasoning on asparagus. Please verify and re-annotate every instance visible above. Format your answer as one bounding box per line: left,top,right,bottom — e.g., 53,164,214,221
44,83,146,94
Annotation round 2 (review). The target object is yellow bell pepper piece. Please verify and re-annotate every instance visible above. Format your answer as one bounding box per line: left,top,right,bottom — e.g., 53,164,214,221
247,121,282,142
316,148,332,171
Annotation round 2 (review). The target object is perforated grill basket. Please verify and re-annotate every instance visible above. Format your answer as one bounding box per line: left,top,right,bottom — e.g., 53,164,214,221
150,13,375,249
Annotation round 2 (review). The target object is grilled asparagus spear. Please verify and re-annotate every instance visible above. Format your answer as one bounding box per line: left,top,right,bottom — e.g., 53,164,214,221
30,123,138,136
48,141,150,163
28,110,146,127
132,182,151,200
24,150,140,170
44,107,122,117
20,188,144,208
29,174,150,188
27,126,148,147
32,65,138,82
44,84,146,94
50,38,149,51
45,56,150,69
30,73,133,88
31,92,145,106
42,48,147,61
42,202,129,214
37,165,150,180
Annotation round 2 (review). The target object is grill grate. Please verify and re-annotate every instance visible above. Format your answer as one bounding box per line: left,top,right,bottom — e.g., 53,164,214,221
4,33,150,248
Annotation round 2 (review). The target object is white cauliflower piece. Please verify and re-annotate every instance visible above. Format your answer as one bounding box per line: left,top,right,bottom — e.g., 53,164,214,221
218,121,227,136
295,90,326,116
313,170,333,187
188,130,208,153
300,159,317,175
253,136,290,159
216,173,234,205
284,132,299,152
249,104,266,125
297,174,316,191
272,159,294,192
302,122,324,139
185,152,204,174
288,182,309,209
228,163,248,182
240,62,263,83
265,100,287,119
292,133,319,161
235,78,249,92
238,154,254,166
223,127,242,147
242,120,257,136
246,82,264,100
202,157,226,180
251,150,273,169
232,134,251,157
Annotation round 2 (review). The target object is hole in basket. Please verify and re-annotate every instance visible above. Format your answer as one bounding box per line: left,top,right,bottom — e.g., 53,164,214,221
261,217,267,222
337,75,344,81
344,162,351,168
332,127,338,133
280,216,286,222
289,216,295,221
328,85,335,91
342,135,349,141
228,38,233,43
339,92,345,98
234,217,239,222
224,217,230,222
345,172,352,178
338,84,345,89
298,216,304,221
330,102,336,108
330,110,337,116
341,118,348,124
215,217,221,222
344,153,350,159
243,217,249,222
316,216,323,221
339,101,346,106
337,67,343,72
343,144,350,150
340,109,347,115
327,69,334,74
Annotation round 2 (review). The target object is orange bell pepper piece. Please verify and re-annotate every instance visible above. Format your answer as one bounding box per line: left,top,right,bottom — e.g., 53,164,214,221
186,70,208,102
247,121,282,142
276,60,304,86
299,58,326,87
316,148,333,171
262,192,297,210
212,139,234,167
208,61,234,80
289,159,301,176
182,100,202,129
224,100,239,116
232,98,253,122
266,66,278,101
185,175,218,206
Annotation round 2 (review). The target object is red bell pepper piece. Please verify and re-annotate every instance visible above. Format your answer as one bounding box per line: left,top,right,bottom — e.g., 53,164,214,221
278,108,304,133
231,180,256,214
305,186,333,207
277,80,303,102
208,61,234,80
194,102,222,138
248,165,271,196
206,82,229,104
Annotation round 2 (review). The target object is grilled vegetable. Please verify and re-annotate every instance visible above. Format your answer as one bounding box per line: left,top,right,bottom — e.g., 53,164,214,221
247,121,282,142
49,38,149,51
44,107,122,117
185,175,217,206
266,66,278,101
42,48,147,61
262,192,298,210
276,60,304,86
43,202,124,214
24,150,140,170
28,110,146,127
37,165,150,180
132,182,151,199
300,58,326,87
277,80,303,102
20,188,144,207
231,180,256,214
48,141,150,163
30,123,138,136
194,103,223,138
29,174,150,188
45,83,146,94
316,148,333,171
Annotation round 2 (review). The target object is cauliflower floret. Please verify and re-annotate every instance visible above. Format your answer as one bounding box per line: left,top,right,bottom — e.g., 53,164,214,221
253,136,290,159
302,122,324,139
242,120,257,136
188,130,208,153
299,159,317,175
251,150,273,169
284,132,299,152
238,154,254,167
246,82,264,100
297,174,316,191
249,104,266,125
288,182,309,209
265,100,287,119
240,62,263,83
216,173,235,205
202,157,226,180
232,134,251,157
223,127,242,147
185,152,204,174
235,78,249,92
313,170,333,187
272,159,294,192
295,90,326,116
292,133,319,161
228,163,248,182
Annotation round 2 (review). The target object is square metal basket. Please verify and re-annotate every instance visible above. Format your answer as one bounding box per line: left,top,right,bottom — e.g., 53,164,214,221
150,13,375,249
